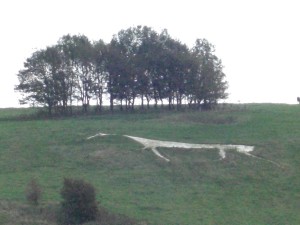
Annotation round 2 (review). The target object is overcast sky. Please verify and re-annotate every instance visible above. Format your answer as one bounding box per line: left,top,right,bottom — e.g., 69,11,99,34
0,0,299,108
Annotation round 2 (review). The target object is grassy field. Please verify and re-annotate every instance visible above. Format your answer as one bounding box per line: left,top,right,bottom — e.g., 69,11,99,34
0,104,299,224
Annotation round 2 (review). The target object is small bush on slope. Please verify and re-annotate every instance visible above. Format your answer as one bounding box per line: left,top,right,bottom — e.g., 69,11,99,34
59,178,98,224
25,178,42,206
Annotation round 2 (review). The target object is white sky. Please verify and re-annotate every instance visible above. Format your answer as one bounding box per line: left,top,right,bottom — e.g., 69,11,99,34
0,0,299,107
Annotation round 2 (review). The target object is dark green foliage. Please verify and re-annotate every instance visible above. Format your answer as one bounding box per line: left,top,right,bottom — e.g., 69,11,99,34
25,178,42,206
60,178,98,224
15,26,228,115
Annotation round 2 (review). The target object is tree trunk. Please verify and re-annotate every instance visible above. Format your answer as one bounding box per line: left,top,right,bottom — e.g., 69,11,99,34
168,96,172,110
132,97,135,111
110,94,114,112
120,99,123,111
146,96,150,109
99,95,102,112
141,94,144,109
154,97,158,109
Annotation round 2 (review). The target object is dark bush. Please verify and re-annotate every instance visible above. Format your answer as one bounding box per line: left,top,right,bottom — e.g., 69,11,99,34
60,178,98,224
25,178,42,206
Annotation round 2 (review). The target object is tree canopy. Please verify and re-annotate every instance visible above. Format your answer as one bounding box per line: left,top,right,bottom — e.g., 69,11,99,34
15,26,228,115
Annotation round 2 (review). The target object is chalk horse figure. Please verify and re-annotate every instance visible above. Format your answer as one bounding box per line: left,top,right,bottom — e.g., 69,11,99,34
87,132,282,167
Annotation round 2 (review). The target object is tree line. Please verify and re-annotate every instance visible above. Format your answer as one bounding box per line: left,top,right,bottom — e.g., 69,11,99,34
15,26,228,115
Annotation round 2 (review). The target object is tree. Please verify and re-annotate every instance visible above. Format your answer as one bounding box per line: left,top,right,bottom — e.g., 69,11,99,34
15,46,66,115
110,26,143,110
145,29,172,108
189,39,228,109
92,39,108,112
58,35,94,113
135,26,159,109
160,36,192,109
105,40,128,111
16,27,228,113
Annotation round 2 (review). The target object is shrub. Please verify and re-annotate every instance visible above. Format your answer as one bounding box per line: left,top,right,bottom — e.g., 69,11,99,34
59,178,98,224
25,178,42,206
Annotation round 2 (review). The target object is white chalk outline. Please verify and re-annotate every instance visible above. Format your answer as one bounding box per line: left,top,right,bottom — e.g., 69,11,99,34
87,133,282,167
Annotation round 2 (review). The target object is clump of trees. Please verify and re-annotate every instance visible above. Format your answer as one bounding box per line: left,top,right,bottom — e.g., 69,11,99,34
16,26,228,115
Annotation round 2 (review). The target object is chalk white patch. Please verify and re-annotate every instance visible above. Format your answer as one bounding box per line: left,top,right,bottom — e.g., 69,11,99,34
123,135,256,162
151,147,170,162
218,148,226,159
87,133,109,140
87,132,282,167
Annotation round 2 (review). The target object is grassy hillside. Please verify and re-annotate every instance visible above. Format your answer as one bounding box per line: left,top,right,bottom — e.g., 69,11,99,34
0,104,299,224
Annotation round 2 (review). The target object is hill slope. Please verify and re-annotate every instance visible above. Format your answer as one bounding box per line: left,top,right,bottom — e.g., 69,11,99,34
0,104,299,224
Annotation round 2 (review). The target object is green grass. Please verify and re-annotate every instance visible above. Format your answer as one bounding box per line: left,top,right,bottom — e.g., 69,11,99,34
0,104,300,224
